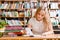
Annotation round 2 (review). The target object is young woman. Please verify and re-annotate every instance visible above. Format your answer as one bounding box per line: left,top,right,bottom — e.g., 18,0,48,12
25,7,53,35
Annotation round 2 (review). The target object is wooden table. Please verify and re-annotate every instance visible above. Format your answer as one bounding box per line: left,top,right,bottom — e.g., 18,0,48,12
0,34,60,40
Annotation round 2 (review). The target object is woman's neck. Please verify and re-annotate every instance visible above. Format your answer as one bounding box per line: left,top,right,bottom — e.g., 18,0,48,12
35,18,43,22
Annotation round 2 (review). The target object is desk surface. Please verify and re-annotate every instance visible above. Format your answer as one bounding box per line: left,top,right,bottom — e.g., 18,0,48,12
0,34,60,40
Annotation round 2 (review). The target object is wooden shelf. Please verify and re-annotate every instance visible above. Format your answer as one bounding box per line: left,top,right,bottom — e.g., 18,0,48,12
5,24,27,27
0,8,32,11
48,8,60,10
0,16,24,18
0,0,60,2
37,0,60,2
6,25,26,27
25,16,31,18
0,16,31,18
0,0,30,2
0,8,25,11
54,30,60,31
50,17,58,18
50,0,60,2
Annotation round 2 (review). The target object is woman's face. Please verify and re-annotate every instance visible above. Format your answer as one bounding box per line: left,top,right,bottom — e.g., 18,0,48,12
36,10,45,21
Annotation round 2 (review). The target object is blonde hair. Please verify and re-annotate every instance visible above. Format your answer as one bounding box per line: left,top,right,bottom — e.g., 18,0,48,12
34,7,52,32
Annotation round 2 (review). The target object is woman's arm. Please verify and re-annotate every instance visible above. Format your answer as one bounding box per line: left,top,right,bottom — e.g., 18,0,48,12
42,23,54,35
42,12,54,35
28,24,32,29
42,21,54,35
25,18,34,35
25,24,34,35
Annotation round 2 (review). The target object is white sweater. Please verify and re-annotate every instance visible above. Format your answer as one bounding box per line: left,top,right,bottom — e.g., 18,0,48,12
28,17,45,35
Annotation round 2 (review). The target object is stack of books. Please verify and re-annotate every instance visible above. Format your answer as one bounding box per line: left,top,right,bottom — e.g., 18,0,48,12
24,2,30,9
2,11,18,17
57,10,60,17
18,12,24,17
49,10,57,17
31,9,36,17
7,20,23,26
24,9,31,17
50,2,58,9
30,2,39,8
0,3,8,9
5,26,23,32
0,2,24,9
19,2,24,9
50,18,58,26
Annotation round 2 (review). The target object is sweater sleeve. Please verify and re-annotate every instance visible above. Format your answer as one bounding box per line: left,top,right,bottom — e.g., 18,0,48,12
28,18,33,25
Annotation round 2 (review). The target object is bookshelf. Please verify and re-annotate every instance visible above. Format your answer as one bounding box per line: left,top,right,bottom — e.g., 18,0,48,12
0,0,31,36
48,0,60,32
0,0,31,25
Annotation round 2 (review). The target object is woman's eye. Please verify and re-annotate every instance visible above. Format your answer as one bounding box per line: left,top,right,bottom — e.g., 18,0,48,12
41,15,43,16
42,15,44,17
41,15,44,16
38,13,40,15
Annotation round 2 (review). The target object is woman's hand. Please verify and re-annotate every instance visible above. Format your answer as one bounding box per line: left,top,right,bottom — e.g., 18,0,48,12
42,31,54,36
25,27,34,35
22,30,26,35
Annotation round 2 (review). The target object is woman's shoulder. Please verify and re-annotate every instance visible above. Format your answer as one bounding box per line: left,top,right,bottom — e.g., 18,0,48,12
29,17,35,21
28,17,35,24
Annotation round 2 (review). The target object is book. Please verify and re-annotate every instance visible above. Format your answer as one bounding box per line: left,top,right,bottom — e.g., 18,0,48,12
4,4,8,9
7,20,23,26
31,9,36,17
2,11,19,17
57,10,60,17
15,20,20,25
37,2,40,8
24,2,30,9
14,11,18,17
15,3,19,9
30,2,34,8
30,0,37,2
49,10,57,17
24,9,31,17
50,2,58,9
0,4,2,9
19,2,23,9
50,18,58,26
18,12,24,17
7,20,13,26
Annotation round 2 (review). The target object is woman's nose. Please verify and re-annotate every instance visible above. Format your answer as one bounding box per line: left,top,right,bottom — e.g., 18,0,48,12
39,15,42,17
